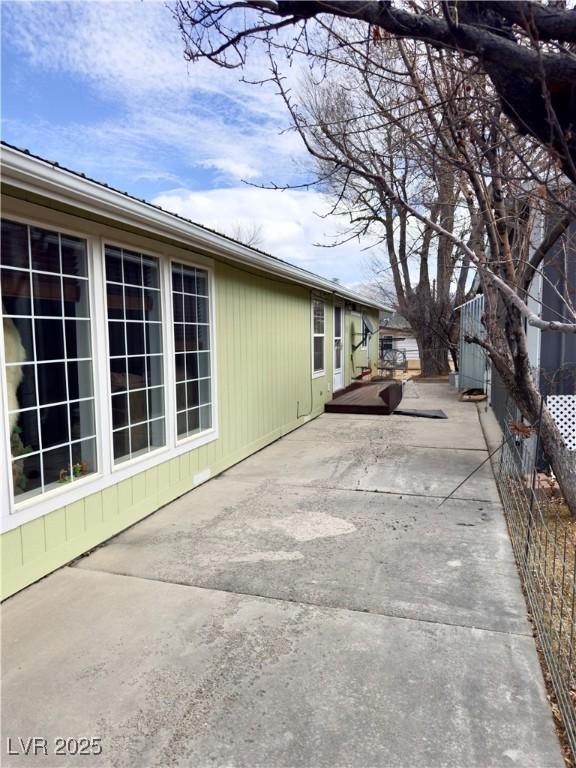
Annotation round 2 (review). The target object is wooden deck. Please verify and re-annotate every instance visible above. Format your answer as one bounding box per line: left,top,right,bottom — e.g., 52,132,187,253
325,382,400,415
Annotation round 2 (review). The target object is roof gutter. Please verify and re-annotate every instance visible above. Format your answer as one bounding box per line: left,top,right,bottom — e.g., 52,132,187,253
1,146,388,311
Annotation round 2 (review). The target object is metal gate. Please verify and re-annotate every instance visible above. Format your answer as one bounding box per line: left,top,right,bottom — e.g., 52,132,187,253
458,295,488,391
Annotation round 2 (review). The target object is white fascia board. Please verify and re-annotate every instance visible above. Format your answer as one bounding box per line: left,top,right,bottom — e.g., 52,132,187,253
1,146,387,311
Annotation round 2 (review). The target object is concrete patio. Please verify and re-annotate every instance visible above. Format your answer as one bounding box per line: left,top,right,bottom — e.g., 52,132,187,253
1,383,564,767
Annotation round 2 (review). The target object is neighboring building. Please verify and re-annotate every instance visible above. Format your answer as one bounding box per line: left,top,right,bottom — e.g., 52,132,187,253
379,311,420,374
0,145,382,599
458,217,575,463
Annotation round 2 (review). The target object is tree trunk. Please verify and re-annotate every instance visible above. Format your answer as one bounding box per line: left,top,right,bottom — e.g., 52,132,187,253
414,326,451,376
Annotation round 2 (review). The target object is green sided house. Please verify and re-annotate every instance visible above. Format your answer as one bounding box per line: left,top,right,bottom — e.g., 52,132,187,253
0,144,383,599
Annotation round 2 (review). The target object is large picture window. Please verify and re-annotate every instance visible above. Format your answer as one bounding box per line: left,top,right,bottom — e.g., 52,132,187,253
172,262,213,439
1,220,96,501
312,298,325,374
105,246,165,463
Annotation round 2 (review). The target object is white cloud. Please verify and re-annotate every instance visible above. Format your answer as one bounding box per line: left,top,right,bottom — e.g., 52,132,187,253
2,1,380,282
152,186,376,282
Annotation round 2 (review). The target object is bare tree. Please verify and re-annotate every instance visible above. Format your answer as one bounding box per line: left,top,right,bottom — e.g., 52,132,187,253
290,52,477,375
174,1,576,512
226,221,264,247
175,0,576,182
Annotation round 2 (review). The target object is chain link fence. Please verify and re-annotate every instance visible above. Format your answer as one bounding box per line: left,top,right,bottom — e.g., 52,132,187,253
497,409,576,762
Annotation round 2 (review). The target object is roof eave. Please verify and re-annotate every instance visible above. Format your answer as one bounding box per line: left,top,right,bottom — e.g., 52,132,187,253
1,145,387,311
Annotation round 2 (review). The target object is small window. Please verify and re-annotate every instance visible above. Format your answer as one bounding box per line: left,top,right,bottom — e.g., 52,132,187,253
105,245,165,463
380,335,394,352
361,313,374,349
312,299,325,374
172,262,213,439
1,219,96,501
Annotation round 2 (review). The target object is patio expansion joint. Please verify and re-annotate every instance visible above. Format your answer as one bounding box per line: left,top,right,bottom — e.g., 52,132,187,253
285,437,489,452
273,482,499,505
70,564,533,640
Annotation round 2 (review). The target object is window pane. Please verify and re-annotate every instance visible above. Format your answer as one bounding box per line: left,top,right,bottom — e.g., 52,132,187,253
130,423,148,454
129,389,148,424
105,248,123,283
71,438,96,478
314,336,324,372
123,251,142,285
33,272,62,317
197,325,210,351
105,245,164,462
108,322,126,357
30,227,60,273
176,382,186,411
43,444,71,488
187,380,199,408
173,262,213,439
149,418,165,449
106,283,124,319
172,264,182,292
313,301,324,334
35,319,64,360
148,387,164,420
113,428,130,461
176,411,187,436
112,393,129,429
185,325,197,352
198,352,210,379
125,286,143,320
185,353,198,381
126,322,145,356
144,289,160,321
63,277,89,318
1,268,31,315
199,378,211,405
65,319,91,359
145,323,161,354
1,220,29,269
112,393,128,429
199,405,212,431
11,410,40,453
142,256,159,288
187,407,200,435
196,271,208,296
182,267,196,295
40,403,69,449
175,353,186,382
69,399,95,441
37,362,67,405
16,364,37,410
61,235,87,277
13,452,42,499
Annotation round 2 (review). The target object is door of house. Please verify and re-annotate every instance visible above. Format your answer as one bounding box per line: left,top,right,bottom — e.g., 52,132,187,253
333,305,344,391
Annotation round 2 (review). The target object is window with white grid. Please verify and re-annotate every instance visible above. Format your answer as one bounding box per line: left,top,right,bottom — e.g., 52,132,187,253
1,219,96,501
172,262,213,439
312,299,325,374
105,245,165,463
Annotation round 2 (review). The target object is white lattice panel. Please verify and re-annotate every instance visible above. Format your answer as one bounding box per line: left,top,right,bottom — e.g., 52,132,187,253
548,395,576,451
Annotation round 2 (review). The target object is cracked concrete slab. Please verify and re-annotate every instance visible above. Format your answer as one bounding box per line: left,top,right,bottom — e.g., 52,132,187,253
1,568,563,768
282,410,489,451
224,437,499,502
1,382,564,768
77,479,527,634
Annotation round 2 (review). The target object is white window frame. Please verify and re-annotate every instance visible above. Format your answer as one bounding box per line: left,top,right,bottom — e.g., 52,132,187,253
311,298,325,378
169,257,218,448
0,214,218,533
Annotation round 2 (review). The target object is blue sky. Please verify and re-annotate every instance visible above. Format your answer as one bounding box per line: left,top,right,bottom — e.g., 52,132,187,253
1,0,379,285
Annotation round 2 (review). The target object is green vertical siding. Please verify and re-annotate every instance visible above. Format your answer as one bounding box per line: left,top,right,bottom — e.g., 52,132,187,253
1,261,348,599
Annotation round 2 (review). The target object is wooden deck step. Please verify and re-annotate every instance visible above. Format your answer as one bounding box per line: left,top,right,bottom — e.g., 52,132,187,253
325,382,402,415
